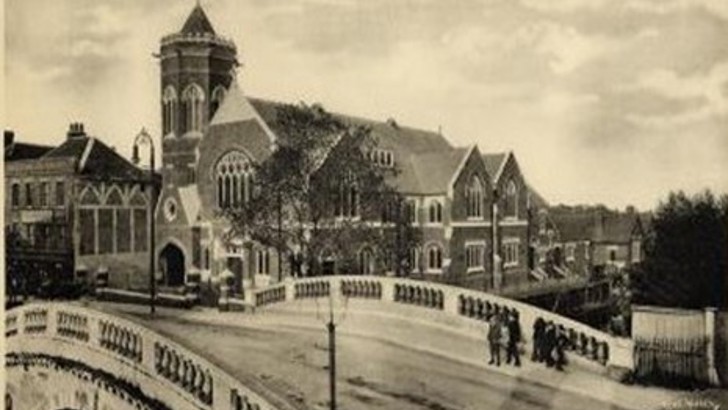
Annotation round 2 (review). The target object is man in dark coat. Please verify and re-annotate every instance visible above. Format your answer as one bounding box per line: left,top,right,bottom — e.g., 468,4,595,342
531,317,545,362
505,311,522,366
555,325,568,371
543,321,556,367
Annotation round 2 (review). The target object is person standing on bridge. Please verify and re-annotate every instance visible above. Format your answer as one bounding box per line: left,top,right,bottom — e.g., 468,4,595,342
532,317,545,363
487,312,502,366
505,311,522,367
543,321,556,368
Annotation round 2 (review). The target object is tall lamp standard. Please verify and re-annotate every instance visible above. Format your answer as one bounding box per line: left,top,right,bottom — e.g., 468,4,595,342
132,128,156,316
316,288,348,410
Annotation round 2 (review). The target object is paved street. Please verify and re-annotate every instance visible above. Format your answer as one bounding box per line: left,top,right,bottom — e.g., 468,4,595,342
86,301,683,410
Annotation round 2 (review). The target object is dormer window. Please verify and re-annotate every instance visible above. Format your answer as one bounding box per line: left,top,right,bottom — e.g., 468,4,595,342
466,175,484,219
369,149,395,168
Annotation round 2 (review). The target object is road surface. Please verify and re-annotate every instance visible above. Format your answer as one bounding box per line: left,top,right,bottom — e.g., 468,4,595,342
94,302,647,410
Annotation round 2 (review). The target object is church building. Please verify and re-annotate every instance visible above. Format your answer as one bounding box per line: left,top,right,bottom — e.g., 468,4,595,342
154,5,536,298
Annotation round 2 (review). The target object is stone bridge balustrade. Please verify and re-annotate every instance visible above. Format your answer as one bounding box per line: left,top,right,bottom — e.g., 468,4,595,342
57,311,90,342
294,279,330,299
255,285,287,307
23,308,48,334
6,312,19,337
248,275,635,372
394,283,444,310
341,279,382,299
6,303,296,410
100,320,143,362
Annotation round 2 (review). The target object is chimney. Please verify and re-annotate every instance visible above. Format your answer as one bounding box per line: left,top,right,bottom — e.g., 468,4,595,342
625,205,636,214
67,122,86,139
4,130,15,147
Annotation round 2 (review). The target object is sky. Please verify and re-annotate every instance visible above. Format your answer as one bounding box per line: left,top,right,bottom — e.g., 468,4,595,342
5,0,728,210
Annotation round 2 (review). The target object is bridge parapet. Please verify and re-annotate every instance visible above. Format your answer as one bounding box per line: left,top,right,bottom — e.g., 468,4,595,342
6,303,299,410
249,276,634,372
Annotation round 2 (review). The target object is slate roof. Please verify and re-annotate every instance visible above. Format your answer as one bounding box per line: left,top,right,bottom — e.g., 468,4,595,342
244,95,461,195
390,148,470,194
180,5,216,35
482,153,507,183
42,135,147,181
5,141,54,162
549,207,641,243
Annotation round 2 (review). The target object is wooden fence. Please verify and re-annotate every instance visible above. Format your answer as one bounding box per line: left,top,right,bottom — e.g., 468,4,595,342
634,337,709,388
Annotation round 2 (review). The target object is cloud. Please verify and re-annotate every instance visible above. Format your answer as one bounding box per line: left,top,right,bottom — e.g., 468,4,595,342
625,61,728,127
626,0,728,20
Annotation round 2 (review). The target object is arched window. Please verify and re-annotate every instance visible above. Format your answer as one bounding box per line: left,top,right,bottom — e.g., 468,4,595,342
256,249,270,275
426,244,443,270
428,201,442,223
359,247,375,275
215,151,253,209
182,84,205,133
408,247,420,273
11,183,20,207
505,179,518,218
211,86,226,118
467,176,483,218
335,173,359,218
162,86,177,136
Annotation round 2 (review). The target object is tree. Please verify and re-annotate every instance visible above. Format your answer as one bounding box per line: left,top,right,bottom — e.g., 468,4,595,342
632,190,728,309
224,102,420,278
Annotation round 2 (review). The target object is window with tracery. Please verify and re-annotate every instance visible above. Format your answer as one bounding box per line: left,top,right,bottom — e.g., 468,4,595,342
467,176,483,218
215,151,253,209
162,86,177,135
505,179,518,218
334,173,359,218
182,84,205,133
427,243,443,270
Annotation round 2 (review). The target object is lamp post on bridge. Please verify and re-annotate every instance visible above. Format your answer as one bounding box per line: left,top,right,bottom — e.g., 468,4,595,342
132,128,156,316
316,285,348,410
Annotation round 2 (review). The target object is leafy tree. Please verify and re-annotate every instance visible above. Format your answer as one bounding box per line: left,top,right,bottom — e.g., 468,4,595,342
632,190,728,309
225,103,420,279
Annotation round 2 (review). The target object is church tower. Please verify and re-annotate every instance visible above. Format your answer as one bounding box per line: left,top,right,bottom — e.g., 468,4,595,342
159,3,238,185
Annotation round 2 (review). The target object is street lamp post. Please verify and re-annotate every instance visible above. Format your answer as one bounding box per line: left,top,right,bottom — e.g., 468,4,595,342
327,295,337,410
316,288,347,410
133,128,156,316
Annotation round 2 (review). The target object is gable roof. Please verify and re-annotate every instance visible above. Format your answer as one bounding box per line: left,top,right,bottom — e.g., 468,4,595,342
482,153,507,182
43,135,146,180
180,4,216,35
5,139,54,162
246,96,457,195
549,206,641,243
389,147,469,194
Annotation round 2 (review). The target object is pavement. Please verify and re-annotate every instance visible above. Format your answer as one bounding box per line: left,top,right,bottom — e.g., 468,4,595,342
82,299,691,410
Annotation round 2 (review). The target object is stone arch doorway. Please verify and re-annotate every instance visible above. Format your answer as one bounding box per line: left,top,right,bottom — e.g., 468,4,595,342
159,243,185,287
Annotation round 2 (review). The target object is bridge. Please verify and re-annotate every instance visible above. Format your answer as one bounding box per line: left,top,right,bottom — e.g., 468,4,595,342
7,276,680,410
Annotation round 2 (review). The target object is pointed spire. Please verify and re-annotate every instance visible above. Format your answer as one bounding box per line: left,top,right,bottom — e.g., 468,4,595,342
180,3,216,35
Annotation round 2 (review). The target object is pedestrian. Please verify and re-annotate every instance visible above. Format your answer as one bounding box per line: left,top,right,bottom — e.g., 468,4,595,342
532,317,545,362
499,312,510,362
505,311,522,366
555,325,568,371
544,321,556,368
487,313,502,366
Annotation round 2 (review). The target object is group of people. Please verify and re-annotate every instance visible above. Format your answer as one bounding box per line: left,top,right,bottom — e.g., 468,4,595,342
485,314,569,371
486,309,522,367
531,318,569,371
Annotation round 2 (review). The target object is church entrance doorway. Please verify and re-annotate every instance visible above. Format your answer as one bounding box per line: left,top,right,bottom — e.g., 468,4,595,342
159,243,185,287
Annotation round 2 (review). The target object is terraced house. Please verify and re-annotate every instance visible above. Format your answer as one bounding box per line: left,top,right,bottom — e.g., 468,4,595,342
4,124,155,296
150,4,543,299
